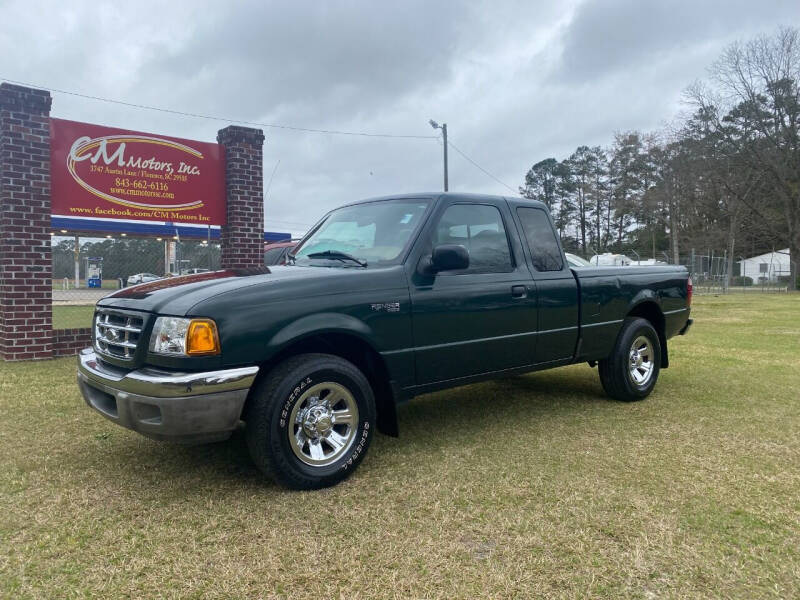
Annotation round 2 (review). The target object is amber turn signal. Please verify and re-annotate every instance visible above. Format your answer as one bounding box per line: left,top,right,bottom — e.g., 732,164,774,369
186,319,220,356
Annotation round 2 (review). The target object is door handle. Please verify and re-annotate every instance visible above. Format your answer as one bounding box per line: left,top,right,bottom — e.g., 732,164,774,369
511,285,527,299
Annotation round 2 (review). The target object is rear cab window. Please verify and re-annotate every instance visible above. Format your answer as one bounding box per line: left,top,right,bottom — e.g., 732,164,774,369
516,207,564,271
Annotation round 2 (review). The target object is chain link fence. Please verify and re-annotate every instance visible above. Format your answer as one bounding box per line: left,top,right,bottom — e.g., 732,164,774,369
678,249,796,294
571,245,796,293
51,235,221,329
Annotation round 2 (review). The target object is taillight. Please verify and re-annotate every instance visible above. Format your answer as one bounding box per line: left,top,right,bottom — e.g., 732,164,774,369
687,276,693,306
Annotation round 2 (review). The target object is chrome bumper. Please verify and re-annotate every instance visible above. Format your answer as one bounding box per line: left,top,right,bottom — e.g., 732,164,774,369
77,348,259,444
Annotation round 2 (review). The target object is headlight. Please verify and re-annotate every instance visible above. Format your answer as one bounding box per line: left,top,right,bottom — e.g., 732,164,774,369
149,317,220,356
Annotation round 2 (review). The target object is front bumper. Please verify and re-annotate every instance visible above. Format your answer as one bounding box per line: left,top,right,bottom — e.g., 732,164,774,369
77,348,259,444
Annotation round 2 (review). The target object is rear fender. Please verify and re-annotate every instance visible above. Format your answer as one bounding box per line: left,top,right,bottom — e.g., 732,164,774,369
626,295,668,369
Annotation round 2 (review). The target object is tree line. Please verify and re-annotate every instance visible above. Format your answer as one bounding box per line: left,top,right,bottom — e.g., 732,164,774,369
520,27,800,286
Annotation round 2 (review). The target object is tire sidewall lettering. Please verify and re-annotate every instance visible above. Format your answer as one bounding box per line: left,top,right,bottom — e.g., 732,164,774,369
274,368,372,474
278,376,312,429
340,421,370,471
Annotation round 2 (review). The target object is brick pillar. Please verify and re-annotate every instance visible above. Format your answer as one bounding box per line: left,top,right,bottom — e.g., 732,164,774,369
0,84,53,360
216,125,265,269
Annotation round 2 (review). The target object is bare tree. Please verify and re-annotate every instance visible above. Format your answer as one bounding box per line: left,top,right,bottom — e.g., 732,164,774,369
688,27,800,287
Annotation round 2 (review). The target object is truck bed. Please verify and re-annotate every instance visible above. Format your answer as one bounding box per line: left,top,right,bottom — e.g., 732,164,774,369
573,265,690,361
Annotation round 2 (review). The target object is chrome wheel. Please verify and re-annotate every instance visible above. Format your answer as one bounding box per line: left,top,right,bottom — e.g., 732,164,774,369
628,335,655,386
288,382,359,467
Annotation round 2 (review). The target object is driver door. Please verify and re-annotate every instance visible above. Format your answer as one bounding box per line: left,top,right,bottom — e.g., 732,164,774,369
407,198,538,385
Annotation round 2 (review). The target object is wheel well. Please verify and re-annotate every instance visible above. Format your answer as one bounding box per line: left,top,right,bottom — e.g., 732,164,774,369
251,332,399,436
627,301,669,368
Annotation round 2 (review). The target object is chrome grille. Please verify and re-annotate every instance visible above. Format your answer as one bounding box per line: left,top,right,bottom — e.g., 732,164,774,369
94,310,145,360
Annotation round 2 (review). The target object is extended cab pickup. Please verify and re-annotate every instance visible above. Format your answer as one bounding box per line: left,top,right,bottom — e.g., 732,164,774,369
78,193,692,489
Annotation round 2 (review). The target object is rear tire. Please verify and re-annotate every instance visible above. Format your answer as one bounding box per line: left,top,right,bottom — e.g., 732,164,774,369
598,317,661,402
245,353,376,490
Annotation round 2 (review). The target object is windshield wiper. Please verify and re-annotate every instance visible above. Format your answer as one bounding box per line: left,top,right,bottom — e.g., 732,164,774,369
305,250,367,267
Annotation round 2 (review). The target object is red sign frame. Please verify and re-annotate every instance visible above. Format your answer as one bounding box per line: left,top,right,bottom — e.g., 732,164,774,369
50,118,226,225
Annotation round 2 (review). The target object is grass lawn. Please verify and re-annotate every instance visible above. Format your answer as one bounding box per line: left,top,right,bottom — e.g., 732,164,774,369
52,305,95,330
51,279,119,290
1,294,798,598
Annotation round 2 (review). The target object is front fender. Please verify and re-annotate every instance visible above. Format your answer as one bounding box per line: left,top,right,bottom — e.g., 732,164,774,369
266,312,375,356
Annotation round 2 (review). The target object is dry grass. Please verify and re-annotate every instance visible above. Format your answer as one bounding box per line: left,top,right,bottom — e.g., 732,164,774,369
1,294,799,598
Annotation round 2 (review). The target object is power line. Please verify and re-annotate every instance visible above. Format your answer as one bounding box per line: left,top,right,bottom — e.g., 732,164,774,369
2,76,520,193
446,138,517,193
0,76,438,140
264,159,280,202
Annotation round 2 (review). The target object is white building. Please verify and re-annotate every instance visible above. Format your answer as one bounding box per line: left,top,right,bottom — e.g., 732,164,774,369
738,248,791,282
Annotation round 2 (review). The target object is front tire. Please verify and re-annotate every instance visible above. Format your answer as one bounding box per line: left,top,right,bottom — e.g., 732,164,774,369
245,353,376,489
598,317,661,402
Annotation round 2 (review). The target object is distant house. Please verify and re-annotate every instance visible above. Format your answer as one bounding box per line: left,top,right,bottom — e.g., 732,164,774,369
738,248,790,282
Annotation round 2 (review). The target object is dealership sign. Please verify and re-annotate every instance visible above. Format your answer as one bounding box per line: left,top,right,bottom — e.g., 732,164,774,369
50,118,225,225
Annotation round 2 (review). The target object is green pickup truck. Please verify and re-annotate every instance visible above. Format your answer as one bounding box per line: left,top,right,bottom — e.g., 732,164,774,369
78,193,692,489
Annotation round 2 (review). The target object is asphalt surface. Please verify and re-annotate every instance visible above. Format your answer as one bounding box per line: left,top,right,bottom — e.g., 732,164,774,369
52,289,111,305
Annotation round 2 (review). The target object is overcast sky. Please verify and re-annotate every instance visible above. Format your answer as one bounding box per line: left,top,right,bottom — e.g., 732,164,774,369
2,0,799,236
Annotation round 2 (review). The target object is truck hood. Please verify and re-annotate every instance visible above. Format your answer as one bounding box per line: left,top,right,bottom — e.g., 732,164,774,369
97,265,403,315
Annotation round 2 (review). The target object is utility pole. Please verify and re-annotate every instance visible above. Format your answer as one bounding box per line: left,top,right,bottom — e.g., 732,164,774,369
175,229,181,275
73,233,80,289
429,120,448,191
207,225,212,271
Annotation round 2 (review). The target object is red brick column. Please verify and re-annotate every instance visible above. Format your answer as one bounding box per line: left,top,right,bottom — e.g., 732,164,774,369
0,83,53,360
216,125,265,269
53,328,92,358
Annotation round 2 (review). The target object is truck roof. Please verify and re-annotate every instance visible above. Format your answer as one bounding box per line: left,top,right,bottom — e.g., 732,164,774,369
342,192,547,211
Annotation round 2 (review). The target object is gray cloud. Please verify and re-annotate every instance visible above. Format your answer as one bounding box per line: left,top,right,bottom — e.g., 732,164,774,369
555,0,800,83
137,1,468,122
1,0,799,235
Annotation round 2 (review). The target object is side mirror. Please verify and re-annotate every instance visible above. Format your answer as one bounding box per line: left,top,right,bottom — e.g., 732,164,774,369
430,244,469,272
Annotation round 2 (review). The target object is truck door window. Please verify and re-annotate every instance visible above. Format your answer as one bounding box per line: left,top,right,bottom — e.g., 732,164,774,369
434,204,513,273
264,246,286,265
517,207,564,271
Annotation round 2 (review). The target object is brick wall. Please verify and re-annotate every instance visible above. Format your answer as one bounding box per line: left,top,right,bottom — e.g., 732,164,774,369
0,87,268,361
217,126,265,269
53,328,92,357
0,83,53,360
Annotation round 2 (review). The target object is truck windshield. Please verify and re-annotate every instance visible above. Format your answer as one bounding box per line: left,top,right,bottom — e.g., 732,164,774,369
293,199,429,266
